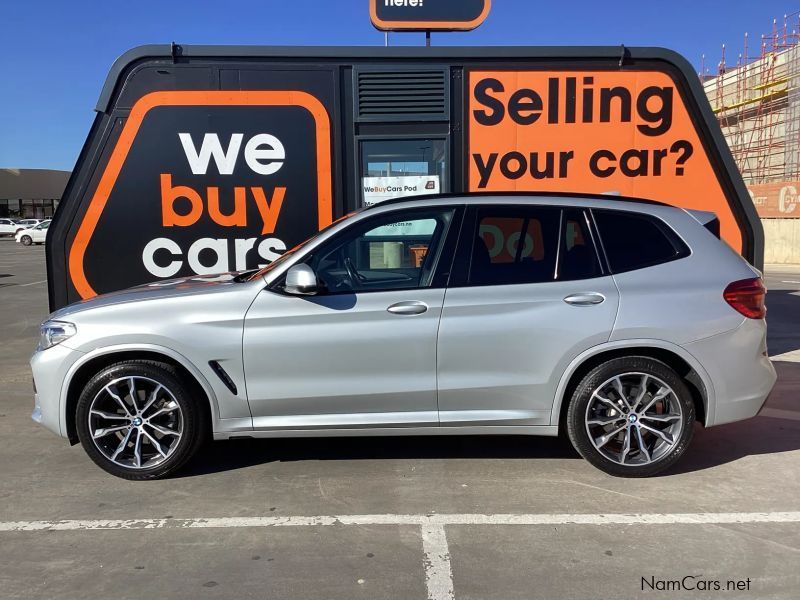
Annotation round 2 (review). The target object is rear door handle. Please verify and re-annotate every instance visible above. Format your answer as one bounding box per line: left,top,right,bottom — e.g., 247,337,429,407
387,301,428,315
564,293,606,306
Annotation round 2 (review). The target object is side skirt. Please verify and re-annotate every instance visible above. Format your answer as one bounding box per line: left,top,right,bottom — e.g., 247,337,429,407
214,425,559,440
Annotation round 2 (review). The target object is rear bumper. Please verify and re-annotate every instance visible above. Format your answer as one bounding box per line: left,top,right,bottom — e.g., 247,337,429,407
684,318,777,427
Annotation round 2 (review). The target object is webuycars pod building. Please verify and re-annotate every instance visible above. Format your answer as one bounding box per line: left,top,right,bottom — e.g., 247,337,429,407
47,45,763,310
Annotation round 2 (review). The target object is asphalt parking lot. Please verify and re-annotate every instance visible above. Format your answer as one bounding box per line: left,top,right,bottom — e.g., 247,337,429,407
1,238,798,599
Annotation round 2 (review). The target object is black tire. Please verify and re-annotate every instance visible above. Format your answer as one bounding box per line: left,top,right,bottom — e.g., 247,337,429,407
20,235,32,246
76,360,207,480
566,356,695,477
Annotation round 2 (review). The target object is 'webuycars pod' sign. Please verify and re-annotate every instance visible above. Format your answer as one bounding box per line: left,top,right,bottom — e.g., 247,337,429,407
66,90,332,301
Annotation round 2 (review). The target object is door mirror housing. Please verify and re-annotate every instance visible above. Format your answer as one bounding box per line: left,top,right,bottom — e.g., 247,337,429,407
284,263,319,296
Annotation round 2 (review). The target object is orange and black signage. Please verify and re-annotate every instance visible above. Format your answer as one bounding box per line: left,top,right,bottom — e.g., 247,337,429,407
67,90,332,300
468,70,745,253
370,0,491,31
47,47,762,310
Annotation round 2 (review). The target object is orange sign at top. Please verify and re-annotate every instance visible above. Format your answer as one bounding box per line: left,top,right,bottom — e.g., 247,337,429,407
370,0,491,32
468,70,743,253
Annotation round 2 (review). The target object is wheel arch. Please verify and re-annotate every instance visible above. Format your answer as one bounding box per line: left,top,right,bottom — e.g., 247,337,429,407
551,340,714,430
62,345,217,445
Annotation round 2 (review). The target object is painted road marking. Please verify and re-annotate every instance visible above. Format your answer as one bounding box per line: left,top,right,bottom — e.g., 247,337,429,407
3,512,800,532
17,279,47,287
1,513,799,600
421,524,455,600
759,408,800,422
772,350,800,363
2,512,800,532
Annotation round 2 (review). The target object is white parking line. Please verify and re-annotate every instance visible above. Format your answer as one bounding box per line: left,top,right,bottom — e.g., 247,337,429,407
421,524,455,600
759,408,800,422
772,350,800,363
3,511,800,532
2,512,799,600
17,279,47,287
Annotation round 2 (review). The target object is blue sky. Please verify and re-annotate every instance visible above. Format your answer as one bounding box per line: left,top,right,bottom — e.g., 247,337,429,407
1,0,796,171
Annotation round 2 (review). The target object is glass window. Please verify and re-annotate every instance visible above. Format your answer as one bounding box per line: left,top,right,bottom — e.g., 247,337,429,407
558,209,601,281
469,207,560,286
307,208,455,293
360,139,447,207
593,210,689,273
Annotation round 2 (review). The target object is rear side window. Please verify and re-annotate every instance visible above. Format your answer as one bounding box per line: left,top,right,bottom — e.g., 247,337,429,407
559,209,602,281
470,207,560,285
593,210,689,273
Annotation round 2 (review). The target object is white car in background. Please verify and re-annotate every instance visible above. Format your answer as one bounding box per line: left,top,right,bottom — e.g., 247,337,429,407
14,218,42,233
0,218,21,236
16,220,51,246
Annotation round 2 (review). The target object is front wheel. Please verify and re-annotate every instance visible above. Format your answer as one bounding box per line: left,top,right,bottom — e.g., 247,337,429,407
76,360,206,480
20,235,32,246
566,357,695,477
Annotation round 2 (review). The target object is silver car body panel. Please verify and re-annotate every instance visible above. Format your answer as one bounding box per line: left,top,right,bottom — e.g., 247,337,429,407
31,195,776,443
437,276,619,426
243,287,446,429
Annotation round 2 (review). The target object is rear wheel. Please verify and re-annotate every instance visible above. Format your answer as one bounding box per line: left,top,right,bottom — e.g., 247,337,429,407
20,235,32,246
566,357,695,477
76,360,206,480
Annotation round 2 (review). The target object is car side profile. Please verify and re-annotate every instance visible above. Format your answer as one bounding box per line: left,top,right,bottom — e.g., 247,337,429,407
14,218,42,233
31,194,776,479
16,219,51,246
0,218,21,236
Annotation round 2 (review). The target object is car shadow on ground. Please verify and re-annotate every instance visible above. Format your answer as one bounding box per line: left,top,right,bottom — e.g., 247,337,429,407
177,409,800,479
176,433,582,478
669,414,800,475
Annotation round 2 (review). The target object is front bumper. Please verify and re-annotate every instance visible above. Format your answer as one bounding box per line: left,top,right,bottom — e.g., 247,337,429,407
684,318,777,427
30,343,84,438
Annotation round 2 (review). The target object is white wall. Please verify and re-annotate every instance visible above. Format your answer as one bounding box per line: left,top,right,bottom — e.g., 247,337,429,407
763,218,800,264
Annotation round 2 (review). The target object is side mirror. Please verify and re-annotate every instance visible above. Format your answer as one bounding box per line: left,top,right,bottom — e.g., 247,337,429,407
284,263,319,296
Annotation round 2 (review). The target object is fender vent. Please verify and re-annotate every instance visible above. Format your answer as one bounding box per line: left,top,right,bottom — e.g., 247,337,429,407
209,360,238,395
356,68,449,122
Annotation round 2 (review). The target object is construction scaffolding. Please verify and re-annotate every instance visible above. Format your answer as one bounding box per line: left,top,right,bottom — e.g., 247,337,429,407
702,13,800,186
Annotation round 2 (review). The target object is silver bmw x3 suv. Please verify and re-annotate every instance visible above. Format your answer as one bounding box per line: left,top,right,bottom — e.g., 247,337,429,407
31,194,776,479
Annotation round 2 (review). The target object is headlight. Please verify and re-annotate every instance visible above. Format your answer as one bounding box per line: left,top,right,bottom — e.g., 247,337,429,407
38,321,77,351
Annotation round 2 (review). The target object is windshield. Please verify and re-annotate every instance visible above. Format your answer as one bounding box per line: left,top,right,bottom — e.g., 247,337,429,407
244,209,364,282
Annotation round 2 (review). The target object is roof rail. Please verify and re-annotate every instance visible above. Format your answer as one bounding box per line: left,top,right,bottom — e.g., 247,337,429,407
364,191,671,210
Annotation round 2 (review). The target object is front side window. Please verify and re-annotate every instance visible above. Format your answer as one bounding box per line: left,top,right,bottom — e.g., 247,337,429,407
593,210,689,273
469,207,560,286
307,208,455,293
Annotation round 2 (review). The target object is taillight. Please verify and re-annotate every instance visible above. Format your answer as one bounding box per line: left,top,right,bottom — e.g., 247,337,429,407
724,278,766,319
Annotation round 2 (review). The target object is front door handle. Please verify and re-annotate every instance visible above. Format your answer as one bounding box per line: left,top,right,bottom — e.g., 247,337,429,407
387,301,428,315
564,293,606,306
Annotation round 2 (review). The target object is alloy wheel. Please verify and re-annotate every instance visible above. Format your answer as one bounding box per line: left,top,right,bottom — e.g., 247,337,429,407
584,372,683,466
87,376,184,469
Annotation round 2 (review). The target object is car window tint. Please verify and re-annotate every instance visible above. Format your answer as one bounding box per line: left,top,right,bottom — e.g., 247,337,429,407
593,210,688,273
469,207,560,286
558,209,601,281
308,208,454,293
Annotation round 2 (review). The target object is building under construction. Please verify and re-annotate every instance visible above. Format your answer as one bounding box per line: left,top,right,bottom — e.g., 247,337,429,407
703,13,800,263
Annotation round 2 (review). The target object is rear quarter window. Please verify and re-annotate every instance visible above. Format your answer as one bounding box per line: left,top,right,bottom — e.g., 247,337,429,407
593,210,690,273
